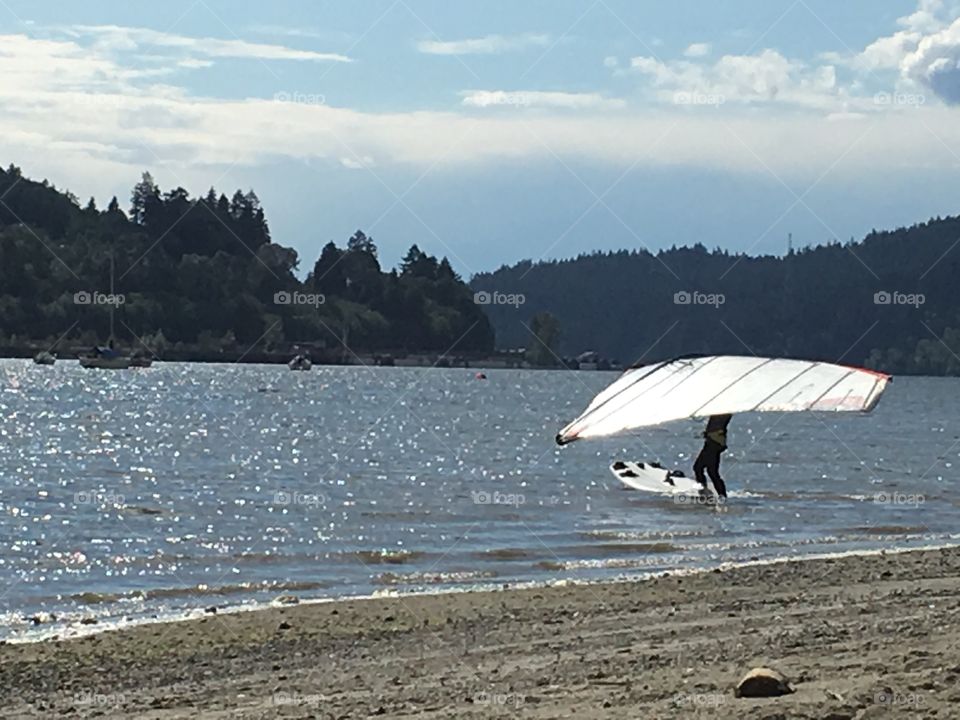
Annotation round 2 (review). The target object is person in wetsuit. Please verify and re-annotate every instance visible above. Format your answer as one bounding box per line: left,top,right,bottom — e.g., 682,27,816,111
693,414,731,499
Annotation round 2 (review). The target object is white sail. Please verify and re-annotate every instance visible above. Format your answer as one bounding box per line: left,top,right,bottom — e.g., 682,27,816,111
556,355,890,445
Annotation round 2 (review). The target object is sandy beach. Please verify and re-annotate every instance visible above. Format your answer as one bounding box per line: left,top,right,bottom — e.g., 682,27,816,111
1,546,958,719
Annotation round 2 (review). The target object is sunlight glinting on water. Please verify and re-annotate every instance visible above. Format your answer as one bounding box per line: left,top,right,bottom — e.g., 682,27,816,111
0,360,956,640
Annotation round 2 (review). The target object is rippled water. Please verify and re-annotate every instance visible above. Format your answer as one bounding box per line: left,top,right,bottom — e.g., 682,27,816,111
1,360,957,640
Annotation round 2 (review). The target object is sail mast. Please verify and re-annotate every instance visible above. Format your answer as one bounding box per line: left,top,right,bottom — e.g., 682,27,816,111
109,252,115,346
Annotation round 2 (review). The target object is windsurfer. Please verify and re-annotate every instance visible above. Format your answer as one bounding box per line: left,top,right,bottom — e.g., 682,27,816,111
693,414,731,499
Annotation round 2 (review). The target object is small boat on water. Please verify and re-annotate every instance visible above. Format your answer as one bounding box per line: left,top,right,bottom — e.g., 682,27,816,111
77,254,153,370
79,346,132,370
288,353,312,371
33,351,56,366
130,353,154,368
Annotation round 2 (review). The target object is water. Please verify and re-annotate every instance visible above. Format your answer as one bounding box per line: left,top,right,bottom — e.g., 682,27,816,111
1,360,957,641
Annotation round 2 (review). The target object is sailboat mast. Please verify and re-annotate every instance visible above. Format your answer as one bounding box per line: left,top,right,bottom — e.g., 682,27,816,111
109,253,115,345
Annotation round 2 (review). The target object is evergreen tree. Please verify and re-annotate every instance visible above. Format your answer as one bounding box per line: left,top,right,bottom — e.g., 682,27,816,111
130,172,161,226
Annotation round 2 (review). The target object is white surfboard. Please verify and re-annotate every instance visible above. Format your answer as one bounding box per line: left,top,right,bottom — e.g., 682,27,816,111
610,460,708,497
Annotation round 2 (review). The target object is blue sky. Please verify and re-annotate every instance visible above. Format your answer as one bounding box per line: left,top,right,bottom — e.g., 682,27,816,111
2,0,960,277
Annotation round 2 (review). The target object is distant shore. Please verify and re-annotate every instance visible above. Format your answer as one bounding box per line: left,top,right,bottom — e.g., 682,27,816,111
3,349,619,370
1,545,958,718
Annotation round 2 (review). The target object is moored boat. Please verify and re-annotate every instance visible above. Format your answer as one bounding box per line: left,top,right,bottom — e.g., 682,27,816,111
130,353,154,368
33,351,56,366
288,353,312,371
79,346,132,370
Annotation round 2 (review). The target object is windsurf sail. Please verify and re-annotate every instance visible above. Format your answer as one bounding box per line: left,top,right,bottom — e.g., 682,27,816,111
556,355,890,445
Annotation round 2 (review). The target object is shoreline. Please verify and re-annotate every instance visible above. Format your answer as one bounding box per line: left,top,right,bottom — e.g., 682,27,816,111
8,355,958,376
9,539,960,649
3,353,611,371
3,545,959,718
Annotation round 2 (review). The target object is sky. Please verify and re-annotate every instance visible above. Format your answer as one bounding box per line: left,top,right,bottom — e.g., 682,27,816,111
2,0,960,278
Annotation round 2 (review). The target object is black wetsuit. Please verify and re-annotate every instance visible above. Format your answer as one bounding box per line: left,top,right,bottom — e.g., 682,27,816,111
694,414,731,498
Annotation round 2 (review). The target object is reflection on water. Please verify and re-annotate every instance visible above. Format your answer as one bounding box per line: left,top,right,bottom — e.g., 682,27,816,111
0,360,957,640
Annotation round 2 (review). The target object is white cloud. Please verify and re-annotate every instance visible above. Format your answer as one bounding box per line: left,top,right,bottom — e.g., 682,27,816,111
829,1,941,72
902,16,960,103
684,43,711,58
248,25,355,43
830,1,960,106
0,34,121,93
4,26,960,208
178,58,215,69
853,31,923,71
898,0,947,32
629,56,674,84
630,49,841,110
460,90,625,109
70,25,352,63
417,33,549,56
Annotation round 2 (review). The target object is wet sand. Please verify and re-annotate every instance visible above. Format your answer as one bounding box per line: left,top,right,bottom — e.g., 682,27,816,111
2,546,959,719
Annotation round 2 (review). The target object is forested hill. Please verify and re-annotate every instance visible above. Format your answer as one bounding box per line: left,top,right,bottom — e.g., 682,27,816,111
0,164,493,358
471,217,960,375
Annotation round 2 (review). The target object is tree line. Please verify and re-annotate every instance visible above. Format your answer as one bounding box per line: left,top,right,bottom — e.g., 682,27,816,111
471,217,960,375
0,165,493,359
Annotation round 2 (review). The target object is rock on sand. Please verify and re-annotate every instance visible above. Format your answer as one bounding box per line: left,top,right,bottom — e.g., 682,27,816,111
735,667,794,698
